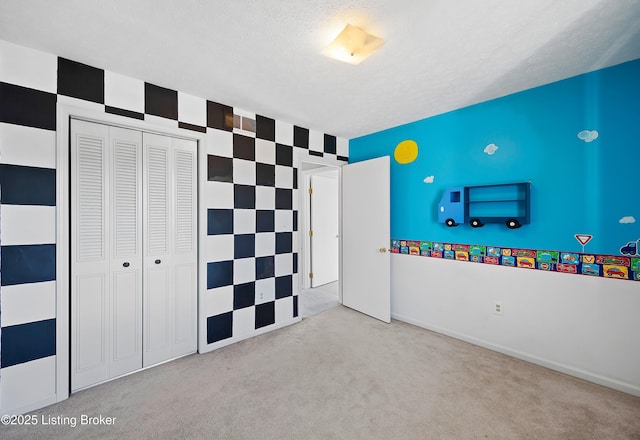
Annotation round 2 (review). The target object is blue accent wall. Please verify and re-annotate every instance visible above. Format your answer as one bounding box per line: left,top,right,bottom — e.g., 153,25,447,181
0,244,56,286
0,319,56,368
350,59,640,255
0,164,56,206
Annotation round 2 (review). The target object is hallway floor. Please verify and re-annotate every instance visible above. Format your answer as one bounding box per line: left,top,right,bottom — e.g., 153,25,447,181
300,281,339,317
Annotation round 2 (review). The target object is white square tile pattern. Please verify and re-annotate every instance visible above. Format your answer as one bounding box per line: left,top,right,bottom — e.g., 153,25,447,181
104,70,145,113
206,235,234,262
337,137,349,157
275,210,293,232
0,281,56,327
275,165,293,189
275,297,294,323
275,253,293,277
0,123,56,168
0,40,57,93
255,278,275,304
232,307,255,338
309,129,324,152
0,205,56,246
275,120,293,145
255,139,275,164
233,158,256,186
178,92,206,127
206,181,234,209
204,286,234,317
206,130,233,158
255,186,275,210
255,232,275,257
233,209,256,234
233,257,256,284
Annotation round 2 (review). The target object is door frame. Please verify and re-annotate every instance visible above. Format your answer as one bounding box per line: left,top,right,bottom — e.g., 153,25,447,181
298,161,342,300
55,103,207,403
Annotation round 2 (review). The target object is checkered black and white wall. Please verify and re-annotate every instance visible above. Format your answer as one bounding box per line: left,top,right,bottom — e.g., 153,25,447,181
202,107,346,346
0,39,347,414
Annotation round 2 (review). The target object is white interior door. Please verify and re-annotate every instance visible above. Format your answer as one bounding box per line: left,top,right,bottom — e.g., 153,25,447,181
142,133,172,367
143,133,197,367
109,126,144,377
71,120,143,391
169,137,198,359
310,172,339,287
342,156,390,323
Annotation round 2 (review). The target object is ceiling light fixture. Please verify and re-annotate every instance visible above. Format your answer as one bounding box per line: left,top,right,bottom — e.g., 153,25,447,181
322,24,384,65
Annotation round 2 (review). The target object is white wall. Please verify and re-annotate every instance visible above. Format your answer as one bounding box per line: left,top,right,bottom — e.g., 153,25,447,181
391,253,640,396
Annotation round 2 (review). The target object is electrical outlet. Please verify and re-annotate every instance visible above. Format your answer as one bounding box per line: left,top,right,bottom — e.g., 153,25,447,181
493,301,503,315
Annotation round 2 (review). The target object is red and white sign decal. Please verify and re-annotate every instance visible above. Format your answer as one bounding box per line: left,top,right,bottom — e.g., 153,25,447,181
574,234,593,246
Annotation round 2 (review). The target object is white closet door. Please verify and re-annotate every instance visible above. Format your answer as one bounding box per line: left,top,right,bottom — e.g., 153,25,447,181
71,120,143,391
170,138,198,359
109,127,143,377
143,134,197,367
143,133,172,367
71,120,110,391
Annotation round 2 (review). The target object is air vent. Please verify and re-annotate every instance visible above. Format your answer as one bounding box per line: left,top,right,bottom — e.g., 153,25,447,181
241,116,256,133
233,114,256,133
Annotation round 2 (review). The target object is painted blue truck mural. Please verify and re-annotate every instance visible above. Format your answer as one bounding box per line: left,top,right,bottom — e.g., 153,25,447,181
620,239,640,256
438,182,531,229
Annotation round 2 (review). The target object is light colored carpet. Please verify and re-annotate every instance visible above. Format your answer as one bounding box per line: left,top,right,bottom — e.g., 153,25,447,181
2,305,639,439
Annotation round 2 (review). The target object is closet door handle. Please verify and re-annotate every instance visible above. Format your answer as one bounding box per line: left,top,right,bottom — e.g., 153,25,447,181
123,262,130,268
155,259,161,264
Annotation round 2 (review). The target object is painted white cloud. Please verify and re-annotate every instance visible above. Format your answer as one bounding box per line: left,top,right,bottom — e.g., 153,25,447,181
619,216,636,224
577,130,599,142
423,175,435,184
484,143,499,155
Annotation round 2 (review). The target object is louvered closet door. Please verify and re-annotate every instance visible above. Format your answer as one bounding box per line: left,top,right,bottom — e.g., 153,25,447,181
110,126,144,377
170,137,198,359
142,134,197,367
71,120,143,391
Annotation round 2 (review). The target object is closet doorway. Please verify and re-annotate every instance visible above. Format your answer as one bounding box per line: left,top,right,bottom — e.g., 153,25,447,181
70,119,197,392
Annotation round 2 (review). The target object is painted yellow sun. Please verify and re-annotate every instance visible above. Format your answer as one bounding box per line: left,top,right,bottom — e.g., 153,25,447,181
394,140,418,164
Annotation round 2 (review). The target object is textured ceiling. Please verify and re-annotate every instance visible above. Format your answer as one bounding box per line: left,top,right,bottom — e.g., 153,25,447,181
1,0,639,139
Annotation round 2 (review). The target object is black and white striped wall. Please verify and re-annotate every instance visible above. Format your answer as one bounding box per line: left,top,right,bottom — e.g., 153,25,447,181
0,39,348,414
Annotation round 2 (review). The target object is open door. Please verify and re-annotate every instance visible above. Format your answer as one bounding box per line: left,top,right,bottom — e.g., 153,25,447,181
341,156,390,323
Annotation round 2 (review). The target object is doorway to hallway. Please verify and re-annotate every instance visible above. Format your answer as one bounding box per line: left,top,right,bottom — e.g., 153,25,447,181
299,162,340,317
300,281,339,317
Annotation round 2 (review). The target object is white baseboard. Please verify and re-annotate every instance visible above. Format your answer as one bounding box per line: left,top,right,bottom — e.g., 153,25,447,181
392,312,640,397
1,395,57,417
